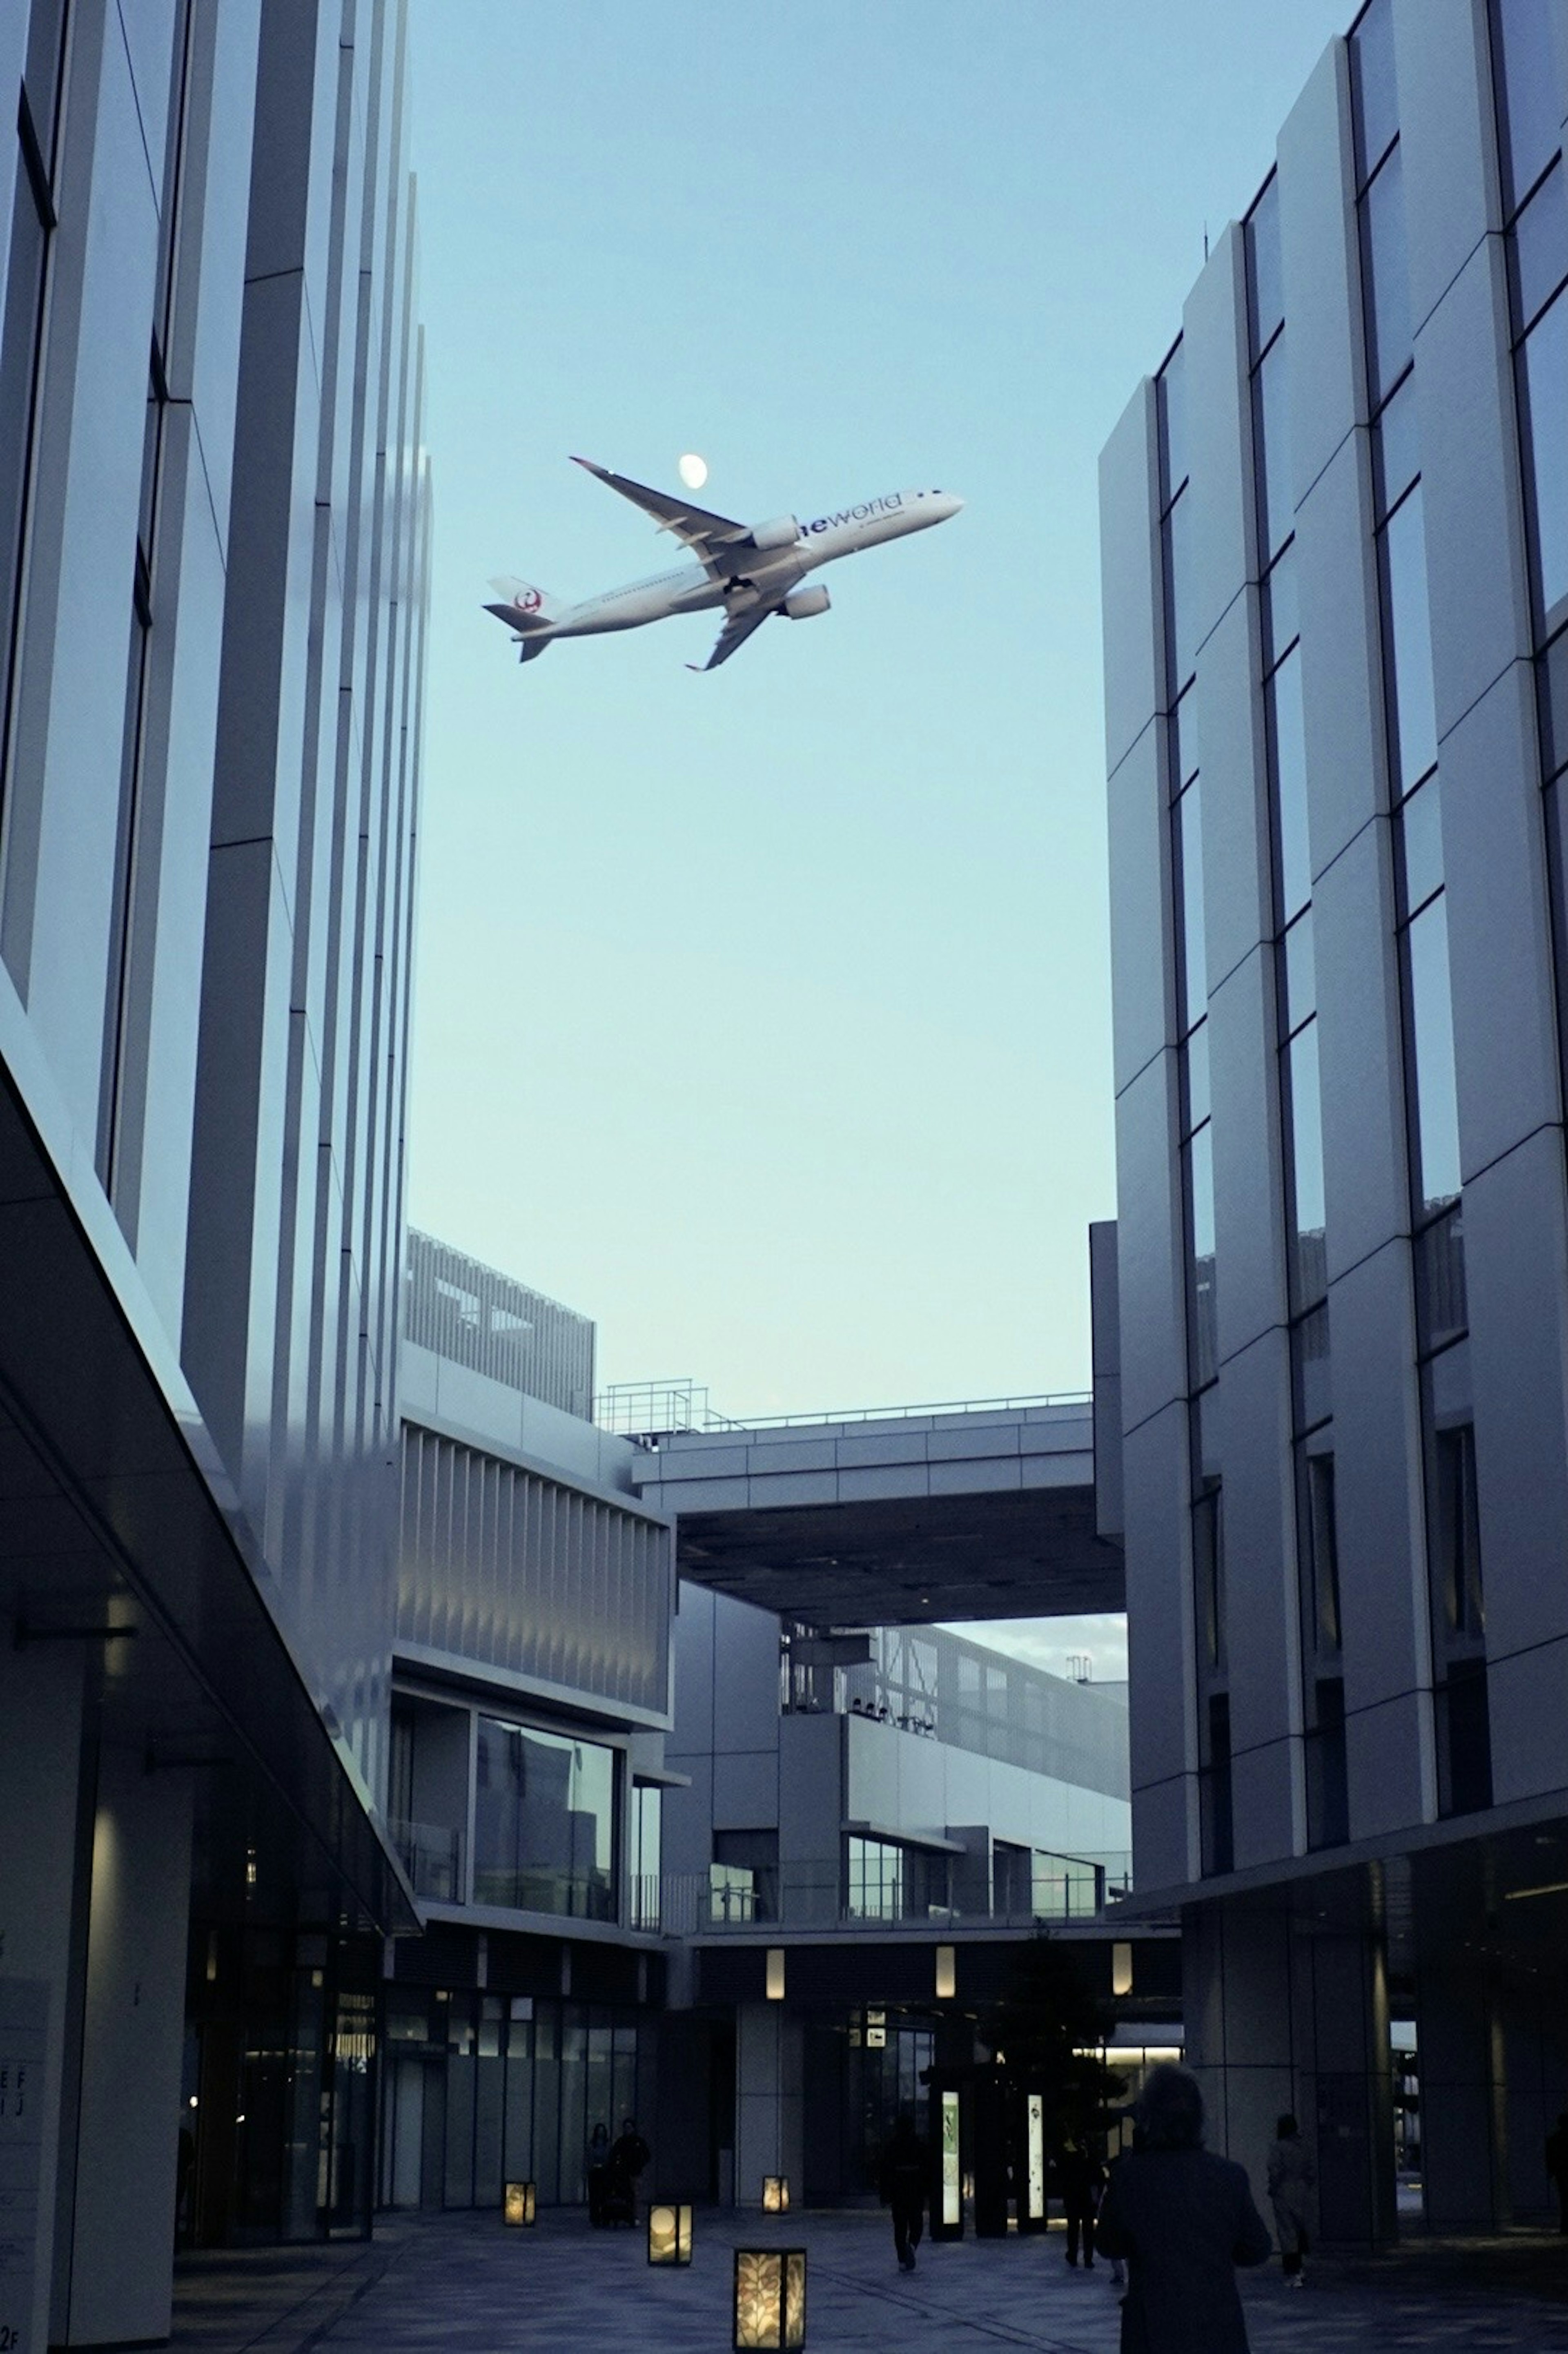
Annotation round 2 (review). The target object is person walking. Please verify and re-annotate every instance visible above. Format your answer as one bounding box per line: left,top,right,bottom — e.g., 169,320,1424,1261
1095,2065,1272,2354
1057,2133,1105,2269
878,2110,929,2271
1266,2114,1315,2288
607,2116,651,2222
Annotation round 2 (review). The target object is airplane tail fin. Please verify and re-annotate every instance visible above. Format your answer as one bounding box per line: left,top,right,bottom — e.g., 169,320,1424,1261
484,574,563,630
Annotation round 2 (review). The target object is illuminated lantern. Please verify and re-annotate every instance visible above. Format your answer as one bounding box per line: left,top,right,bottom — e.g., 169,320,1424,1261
761,2173,789,2213
733,2247,806,2349
647,2201,694,2265
503,2180,536,2226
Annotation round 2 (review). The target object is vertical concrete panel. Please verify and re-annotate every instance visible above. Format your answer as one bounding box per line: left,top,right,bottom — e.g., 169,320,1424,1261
1277,41,1360,504
1214,1326,1302,1869
1123,1404,1198,1892
1115,1052,1187,1434
1393,0,1499,335
1314,821,1409,1283
1183,224,1254,659
1441,666,1559,1181
1196,591,1270,996
1100,380,1163,778
1417,240,1532,739
1328,1242,1435,1838
1295,433,1385,878
1209,948,1287,1368
1462,1128,1568,1801
1107,723,1173,1097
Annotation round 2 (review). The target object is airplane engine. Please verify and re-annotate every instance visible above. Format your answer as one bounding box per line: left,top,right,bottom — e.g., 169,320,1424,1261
783,586,831,619
750,514,800,551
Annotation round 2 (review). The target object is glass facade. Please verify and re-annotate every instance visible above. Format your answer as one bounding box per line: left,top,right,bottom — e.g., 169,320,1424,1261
474,1718,617,1921
381,1990,650,2210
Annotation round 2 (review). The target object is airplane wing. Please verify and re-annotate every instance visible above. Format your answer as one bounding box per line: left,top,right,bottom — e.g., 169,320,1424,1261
572,456,751,582
688,601,777,673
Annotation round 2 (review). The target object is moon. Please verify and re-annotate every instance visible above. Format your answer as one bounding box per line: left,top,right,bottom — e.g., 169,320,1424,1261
677,452,708,490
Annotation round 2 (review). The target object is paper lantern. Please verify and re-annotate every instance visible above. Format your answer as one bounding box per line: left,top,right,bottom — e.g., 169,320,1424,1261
647,2201,693,2264
762,2173,789,2213
733,2247,806,2349
503,2179,536,2226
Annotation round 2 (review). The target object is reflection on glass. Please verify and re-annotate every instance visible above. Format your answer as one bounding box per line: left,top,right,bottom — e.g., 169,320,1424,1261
1194,1485,1224,1671
1490,0,1567,216
1381,486,1438,791
1164,486,1196,691
1264,541,1298,672
1351,0,1399,181
1404,895,1461,1212
1286,1024,1326,1310
1509,161,1568,334
1303,1441,1341,1652
1171,683,1198,790
1177,780,1207,1032
846,1835,904,1921
1361,147,1412,407
1269,647,1311,923
1186,1124,1217,1388
1281,907,1316,1036
1248,174,1284,357
1542,628,1568,783
1183,1017,1210,1136
1253,335,1293,564
1293,1303,1333,1439
1415,1201,1468,1355
1519,292,1568,633
474,1717,615,1919
1399,771,1444,915
1159,340,1188,502
1373,368,1419,522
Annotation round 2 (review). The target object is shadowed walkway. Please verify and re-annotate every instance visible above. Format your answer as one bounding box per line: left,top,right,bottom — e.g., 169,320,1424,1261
168,2209,1568,2354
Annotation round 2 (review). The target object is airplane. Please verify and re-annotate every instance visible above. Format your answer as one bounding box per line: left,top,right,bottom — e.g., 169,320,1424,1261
483,457,963,673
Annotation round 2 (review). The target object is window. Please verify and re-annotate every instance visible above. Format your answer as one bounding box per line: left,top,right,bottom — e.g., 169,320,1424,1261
473,1717,617,1921
1403,894,1462,1214
1489,0,1568,216
1247,174,1285,355
1517,289,1568,636
1268,646,1310,923
1284,1023,1327,1311
1360,146,1412,406
1379,486,1439,794
1252,335,1293,564
1185,1120,1217,1389
1350,0,1400,185
847,1835,904,1922
1174,776,1207,1032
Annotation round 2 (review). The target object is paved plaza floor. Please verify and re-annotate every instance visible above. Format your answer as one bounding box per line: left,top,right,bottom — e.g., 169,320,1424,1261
169,2207,1568,2354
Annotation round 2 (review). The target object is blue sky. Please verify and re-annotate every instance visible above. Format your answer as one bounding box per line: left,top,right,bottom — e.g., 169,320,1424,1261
402,1,1350,1428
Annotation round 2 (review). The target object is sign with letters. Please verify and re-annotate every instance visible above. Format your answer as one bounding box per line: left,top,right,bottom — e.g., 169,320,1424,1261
0,1980,47,2354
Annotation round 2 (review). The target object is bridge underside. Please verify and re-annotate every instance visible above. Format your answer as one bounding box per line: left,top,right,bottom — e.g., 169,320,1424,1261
672,1483,1123,1626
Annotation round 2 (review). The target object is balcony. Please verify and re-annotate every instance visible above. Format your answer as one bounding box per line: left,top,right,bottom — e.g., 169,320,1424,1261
390,1817,464,1905
640,1853,1133,1937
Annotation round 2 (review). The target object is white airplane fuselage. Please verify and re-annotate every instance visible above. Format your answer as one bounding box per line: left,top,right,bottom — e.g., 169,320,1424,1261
539,488,960,641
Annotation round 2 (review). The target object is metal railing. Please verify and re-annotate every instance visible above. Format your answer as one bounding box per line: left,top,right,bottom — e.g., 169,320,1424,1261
636,1857,1134,1937
390,1817,464,1905
595,1380,1092,1440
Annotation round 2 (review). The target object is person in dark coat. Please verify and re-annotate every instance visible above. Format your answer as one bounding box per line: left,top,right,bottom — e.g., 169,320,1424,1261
1547,2113,1568,2235
1094,2065,1272,2354
607,2117,651,2221
878,2110,929,2271
1056,2134,1106,2268
1266,2113,1315,2286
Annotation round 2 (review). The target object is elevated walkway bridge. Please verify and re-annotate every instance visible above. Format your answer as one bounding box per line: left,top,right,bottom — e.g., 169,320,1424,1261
602,1387,1123,1627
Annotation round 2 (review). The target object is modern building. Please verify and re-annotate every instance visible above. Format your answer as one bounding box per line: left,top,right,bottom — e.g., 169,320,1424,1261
380,1230,679,2213
1101,0,1568,2241
0,3,428,2343
659,1582,1159,2209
